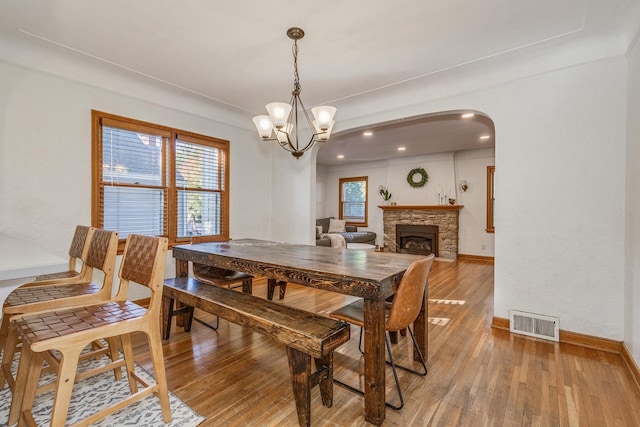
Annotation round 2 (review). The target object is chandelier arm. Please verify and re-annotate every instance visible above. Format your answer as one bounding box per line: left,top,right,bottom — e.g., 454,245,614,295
253,27,336,159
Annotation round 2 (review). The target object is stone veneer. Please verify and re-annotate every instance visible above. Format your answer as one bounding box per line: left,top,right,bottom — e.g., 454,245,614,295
380,205,463,259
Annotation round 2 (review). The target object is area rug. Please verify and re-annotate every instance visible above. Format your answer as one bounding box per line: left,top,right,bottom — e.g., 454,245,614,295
0,351,205,427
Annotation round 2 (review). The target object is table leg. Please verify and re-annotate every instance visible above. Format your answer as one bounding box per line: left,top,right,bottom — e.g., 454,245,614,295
176,259,189,277
161,296,173,340
413,284,428,362
363,298,386,426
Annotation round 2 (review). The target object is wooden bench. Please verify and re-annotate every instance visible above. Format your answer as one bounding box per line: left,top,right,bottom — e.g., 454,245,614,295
162,277,350,427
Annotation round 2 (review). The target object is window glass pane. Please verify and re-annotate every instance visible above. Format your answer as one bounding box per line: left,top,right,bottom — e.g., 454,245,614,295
342,181,366,202
177,190,222,238
102,127,163,185
343,202,365,222
176,140,222,191
103,187,164,239
341,180,366,223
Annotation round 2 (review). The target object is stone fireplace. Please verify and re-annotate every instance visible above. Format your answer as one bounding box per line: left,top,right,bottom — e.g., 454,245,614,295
380,205,463,259
396,224,439,256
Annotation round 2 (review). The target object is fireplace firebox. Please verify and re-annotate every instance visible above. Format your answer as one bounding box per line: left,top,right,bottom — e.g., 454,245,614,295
395,224,439,256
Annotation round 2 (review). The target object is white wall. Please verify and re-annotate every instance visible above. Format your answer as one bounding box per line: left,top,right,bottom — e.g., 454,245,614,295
625,35,640,366
268,147,316,245
454,148,495,256
317,148,494,256
0,58,271,299
315,165,327,218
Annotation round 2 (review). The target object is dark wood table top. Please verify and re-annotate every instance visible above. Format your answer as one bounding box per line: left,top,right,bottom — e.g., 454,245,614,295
172,239,425,300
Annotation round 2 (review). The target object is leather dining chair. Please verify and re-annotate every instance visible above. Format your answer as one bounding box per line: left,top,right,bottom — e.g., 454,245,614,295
6,234,171,426
329,254,435,410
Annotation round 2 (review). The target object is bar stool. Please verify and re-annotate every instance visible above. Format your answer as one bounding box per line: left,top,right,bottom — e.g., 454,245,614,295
7,234,171,426
21,225,93,287
0,228,119,391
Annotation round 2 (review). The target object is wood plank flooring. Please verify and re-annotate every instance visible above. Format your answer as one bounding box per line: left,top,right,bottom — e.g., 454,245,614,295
133,258,640,426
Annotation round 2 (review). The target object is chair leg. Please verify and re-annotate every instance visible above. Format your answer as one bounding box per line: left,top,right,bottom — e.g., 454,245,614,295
0,313,10,356
1,323,20,391
120,333,138,394
106,337,122,381
194,316,220,330
9,344,41,425
147,328,172,423
49,347,83,426
384,334,405,410
394,327,428,376
337,326,427,411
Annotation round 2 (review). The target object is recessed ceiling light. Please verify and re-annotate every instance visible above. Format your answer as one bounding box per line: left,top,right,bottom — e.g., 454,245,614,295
462,113,475,118
479,135,491,140
363,131,373,136
337,155,344,159
397,147,406,151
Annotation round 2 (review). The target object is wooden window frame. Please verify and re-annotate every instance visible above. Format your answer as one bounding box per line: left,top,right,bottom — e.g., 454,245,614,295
339,176,368,227
92,110,230,252
486,165,495,233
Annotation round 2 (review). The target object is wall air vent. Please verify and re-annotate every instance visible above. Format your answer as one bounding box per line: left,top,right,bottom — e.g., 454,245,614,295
509,310,559,342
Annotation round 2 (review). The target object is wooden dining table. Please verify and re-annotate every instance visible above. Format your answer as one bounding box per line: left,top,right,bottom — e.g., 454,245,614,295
171,238,428,426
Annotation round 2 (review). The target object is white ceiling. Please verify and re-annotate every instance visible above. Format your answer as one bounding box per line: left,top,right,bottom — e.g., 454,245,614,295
1,0,638,165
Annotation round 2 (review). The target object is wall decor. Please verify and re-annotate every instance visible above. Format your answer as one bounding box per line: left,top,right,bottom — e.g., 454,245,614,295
407,167,429,188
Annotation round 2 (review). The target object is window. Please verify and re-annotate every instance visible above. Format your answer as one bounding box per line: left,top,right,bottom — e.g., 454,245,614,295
339,176,368,226
92,111,229,251
486,166,495,233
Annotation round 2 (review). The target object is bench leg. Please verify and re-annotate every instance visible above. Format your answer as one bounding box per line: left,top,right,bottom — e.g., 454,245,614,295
286,346,312,427
174,302,194,331
161,296,195,339
315,354,333,408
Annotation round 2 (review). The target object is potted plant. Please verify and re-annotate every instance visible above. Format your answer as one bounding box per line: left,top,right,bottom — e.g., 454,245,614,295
379,186,392,203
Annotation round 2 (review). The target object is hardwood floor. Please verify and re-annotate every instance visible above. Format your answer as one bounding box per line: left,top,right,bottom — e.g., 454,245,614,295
133,258,640,426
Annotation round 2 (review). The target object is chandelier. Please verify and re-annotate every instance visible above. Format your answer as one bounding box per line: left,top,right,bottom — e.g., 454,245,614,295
252,28,337,159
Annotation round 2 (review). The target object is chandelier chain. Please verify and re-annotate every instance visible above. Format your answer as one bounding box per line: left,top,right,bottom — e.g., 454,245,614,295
292,40,301,95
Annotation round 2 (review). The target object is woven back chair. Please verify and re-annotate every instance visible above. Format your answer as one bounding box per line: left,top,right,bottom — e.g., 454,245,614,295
6,234,171,427
330,254,435,410
0,228,118,373
23,225,94,287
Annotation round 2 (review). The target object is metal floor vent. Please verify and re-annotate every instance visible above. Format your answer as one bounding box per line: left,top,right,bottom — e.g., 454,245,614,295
509,310,559,342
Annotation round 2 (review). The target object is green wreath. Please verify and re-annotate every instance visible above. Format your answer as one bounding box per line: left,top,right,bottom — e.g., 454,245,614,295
407,167,429,188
